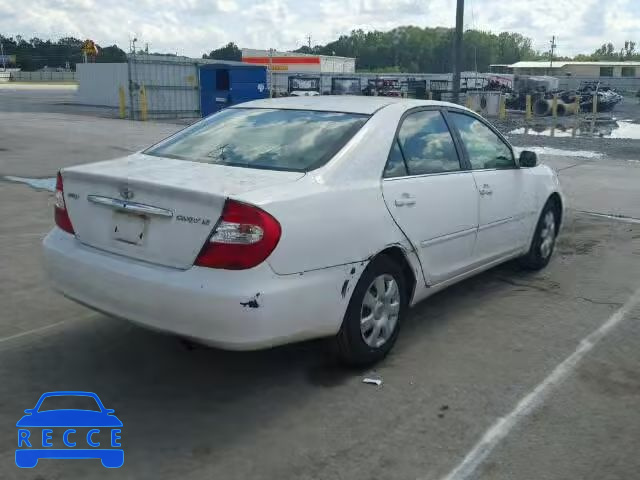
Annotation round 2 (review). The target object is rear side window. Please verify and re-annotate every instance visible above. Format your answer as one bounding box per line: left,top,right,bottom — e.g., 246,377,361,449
395,111,461,175
448,112,515,170
145,108,369,172
383,139,408,178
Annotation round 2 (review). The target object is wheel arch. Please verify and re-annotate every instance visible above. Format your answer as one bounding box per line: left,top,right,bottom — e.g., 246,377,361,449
547,192,563,233
372,245,419,305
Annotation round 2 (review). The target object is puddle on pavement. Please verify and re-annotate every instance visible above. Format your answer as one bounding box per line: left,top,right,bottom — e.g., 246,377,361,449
509,120,640,139
3,176,56,191
514,146,604,158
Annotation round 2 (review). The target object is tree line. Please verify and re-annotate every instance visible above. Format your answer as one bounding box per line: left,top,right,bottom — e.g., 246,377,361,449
202,27,536,72
3,28,640,73
0,35,126,71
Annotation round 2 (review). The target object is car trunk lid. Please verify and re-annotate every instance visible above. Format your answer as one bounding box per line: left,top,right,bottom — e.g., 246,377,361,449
62,153,304,269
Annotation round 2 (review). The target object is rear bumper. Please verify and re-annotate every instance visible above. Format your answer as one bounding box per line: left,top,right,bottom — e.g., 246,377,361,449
43,228,353,350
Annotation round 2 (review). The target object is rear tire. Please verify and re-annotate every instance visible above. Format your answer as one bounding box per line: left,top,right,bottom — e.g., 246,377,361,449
334,255,408,366
519,201,559,270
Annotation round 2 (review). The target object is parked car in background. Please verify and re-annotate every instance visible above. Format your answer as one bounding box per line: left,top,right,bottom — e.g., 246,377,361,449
43,96,563,365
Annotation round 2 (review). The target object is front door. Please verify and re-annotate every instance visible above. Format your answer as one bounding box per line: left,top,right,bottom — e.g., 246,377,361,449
381,110,479,285
447,111,528,263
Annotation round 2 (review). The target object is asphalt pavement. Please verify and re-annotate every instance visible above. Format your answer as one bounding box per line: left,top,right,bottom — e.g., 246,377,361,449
1,85,639,480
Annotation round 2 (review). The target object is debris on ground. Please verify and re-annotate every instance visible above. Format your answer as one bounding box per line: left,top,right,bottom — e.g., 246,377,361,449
362,375,383,386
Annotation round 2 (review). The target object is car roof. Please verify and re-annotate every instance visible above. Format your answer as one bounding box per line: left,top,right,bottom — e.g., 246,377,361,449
232,96,465,115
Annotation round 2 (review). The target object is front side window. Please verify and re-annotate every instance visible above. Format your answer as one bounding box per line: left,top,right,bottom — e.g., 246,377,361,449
449,113,515,170
395,110,461,175
145,108,369,172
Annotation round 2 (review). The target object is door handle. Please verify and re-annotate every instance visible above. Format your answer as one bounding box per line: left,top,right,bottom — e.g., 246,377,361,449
395,193,416,207
479,184,493,196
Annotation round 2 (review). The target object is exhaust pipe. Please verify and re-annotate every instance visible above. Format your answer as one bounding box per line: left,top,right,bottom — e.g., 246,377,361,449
534,98,551,116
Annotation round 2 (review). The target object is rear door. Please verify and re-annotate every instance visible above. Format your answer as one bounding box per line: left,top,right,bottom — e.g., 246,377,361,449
447,111,529,263
381,109,479,285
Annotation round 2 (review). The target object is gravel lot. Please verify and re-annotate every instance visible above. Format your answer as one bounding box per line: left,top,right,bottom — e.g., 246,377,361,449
1,85,639,480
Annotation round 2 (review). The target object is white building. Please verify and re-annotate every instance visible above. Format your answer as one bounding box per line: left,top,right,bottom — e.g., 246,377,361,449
491,61,640,78
242,48,355,74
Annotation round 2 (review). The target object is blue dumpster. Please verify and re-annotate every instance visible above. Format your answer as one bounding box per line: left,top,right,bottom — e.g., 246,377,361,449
199,62,268,116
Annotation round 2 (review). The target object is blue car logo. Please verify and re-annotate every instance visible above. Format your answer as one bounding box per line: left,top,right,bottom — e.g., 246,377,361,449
16,391,123,468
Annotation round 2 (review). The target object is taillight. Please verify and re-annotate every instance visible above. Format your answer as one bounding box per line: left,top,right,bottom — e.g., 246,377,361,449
194,199,281,270
54,171,75,234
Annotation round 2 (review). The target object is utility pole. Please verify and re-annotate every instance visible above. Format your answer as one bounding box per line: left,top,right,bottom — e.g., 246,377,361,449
268,48,274,98
307,35,312,50
549,35,556,69
452,0,464,104
128,37,137,120
0,41,6,71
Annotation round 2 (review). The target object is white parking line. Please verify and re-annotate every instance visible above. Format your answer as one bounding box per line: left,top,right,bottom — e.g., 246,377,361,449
438,286,640,480
576,210,640,225
0,320,70,345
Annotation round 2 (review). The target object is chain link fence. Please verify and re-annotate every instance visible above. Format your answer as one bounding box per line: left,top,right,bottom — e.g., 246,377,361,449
556,76,640,94
127,55,201,120
9,71,76,82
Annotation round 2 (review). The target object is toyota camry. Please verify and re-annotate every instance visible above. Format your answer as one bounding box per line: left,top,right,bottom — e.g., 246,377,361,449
43,96,563,365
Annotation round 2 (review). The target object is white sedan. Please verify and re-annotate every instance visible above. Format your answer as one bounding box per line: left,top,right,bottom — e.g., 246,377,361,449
43,96,563,365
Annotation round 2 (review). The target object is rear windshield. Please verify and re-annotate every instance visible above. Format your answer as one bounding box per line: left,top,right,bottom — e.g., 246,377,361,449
145,108,369,172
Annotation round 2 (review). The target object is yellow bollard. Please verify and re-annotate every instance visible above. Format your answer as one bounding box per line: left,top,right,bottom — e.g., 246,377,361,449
140,85,148,122
465,95,472,109
551,94,558,118
499,95,506,120
525,95,532,121
118,86,126,119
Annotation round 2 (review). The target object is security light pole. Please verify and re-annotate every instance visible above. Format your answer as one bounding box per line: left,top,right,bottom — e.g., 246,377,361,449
452,0,464,104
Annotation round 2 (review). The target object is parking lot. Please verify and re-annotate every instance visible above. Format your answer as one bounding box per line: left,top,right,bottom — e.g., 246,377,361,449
1,84,639,479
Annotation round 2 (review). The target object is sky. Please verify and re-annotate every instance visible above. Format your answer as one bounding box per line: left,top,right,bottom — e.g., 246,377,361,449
1,0,640,58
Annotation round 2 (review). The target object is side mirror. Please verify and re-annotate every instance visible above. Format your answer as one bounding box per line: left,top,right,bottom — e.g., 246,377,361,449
24,409,33,414
519,150,538,168
105,409,115,414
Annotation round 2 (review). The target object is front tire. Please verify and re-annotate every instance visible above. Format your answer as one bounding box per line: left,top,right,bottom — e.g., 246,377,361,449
334,255,408,366
519,201,559,270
